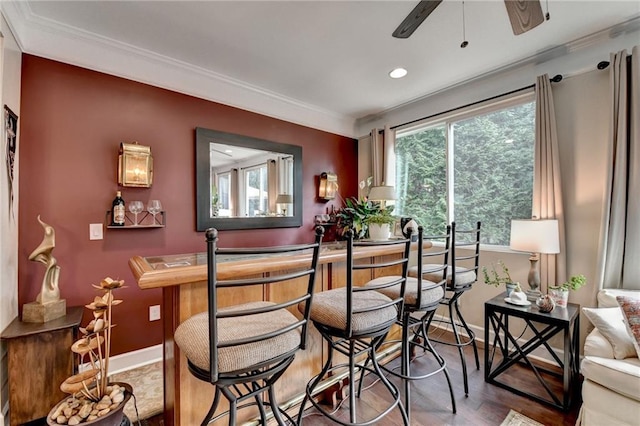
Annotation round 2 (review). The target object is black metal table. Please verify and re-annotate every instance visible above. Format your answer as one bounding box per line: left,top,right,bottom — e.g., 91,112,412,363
484,295,580,411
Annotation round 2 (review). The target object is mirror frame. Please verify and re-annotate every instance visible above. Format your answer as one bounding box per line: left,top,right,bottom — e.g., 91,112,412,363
195,127,303,231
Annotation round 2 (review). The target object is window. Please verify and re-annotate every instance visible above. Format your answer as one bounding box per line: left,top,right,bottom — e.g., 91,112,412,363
217,172,231,216
245,164,268,217
394,94,535,246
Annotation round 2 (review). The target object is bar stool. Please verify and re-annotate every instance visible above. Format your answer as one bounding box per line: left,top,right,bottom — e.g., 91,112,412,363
366,225,456,422
416,221,481,396
174,227,323,426
297,231,411,425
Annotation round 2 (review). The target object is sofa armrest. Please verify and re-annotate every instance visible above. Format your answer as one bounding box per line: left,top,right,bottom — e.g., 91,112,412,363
598,289,640,308
585,328,615,358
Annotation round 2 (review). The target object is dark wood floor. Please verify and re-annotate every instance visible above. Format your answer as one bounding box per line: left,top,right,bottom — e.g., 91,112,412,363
143,341,581,426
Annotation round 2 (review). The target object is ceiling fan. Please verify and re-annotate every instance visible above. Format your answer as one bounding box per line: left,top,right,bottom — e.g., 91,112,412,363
392,0,545,39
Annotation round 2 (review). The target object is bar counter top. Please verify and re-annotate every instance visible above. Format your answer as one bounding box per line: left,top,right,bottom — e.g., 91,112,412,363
130,240,426,290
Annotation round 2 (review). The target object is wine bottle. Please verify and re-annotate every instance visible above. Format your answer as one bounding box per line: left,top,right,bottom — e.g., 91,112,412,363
112,191,125,226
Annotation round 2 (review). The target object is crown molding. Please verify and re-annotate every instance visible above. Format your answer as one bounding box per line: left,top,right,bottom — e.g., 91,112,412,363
1,1,357,138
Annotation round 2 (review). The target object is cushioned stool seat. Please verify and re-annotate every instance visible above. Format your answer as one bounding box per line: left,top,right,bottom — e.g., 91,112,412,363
408,264,477,289
176,301,301,373
372,276,444,306
303,287,397,333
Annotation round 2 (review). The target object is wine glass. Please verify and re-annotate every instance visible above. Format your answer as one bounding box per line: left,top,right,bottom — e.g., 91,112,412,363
147,200,162,225
128,201,144,226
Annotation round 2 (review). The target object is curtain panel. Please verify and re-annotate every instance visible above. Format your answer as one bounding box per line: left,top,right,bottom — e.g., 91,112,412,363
534,74,567,288
597,46,640,290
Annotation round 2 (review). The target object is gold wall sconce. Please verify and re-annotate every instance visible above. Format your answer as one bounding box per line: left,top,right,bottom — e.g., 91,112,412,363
118,142,153,188
318,172,338,201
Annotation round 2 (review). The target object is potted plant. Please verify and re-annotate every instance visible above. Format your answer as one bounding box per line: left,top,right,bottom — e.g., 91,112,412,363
47,277,132,425
364,207,396,240
336,196,382,240
482,260,520,296
548,274,586,307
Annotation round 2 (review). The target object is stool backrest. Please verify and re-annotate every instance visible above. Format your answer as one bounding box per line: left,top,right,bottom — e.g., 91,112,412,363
346,231,412,337
450,221,481,290
204,226,324,381
414,224,451,309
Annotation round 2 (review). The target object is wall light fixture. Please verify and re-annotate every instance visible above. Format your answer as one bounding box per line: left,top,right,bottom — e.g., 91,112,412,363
318,172,338,201
118,142,153,188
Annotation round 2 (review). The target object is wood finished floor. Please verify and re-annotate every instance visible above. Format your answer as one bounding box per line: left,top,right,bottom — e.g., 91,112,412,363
144,341,581,426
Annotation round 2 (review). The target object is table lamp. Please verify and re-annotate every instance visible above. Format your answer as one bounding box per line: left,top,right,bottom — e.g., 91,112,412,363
276,194,293,216
510,219,560,301
368,185,396,206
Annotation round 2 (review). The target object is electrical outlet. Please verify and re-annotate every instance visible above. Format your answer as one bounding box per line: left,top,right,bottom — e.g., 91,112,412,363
149,305,161,321
89,223,103,240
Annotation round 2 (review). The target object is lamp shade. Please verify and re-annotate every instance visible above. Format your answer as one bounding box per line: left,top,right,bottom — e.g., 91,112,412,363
368,185,396,201
510,219,560,254
275,194,293,204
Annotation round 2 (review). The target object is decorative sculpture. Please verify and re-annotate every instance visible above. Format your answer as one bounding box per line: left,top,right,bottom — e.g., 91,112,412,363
22,216,66,323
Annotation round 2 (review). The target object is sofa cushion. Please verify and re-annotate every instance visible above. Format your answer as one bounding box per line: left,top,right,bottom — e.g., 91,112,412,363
584,329,615,359
617,296,640,359
598,289,640,308
583,307,637,359
581,356,640,402
580,379,640,425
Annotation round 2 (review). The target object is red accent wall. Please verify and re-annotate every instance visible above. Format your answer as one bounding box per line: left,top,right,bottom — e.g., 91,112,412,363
18,54,357,355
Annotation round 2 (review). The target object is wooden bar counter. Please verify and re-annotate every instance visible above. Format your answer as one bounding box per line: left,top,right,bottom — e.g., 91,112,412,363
129,240,429,426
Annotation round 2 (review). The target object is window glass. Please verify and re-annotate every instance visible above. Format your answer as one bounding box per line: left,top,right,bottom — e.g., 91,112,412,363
246,165,268,217
395,99,535,246
217,172,231,216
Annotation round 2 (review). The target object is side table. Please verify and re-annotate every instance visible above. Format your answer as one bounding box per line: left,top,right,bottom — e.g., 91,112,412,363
484,296,580,411
1,306,83,426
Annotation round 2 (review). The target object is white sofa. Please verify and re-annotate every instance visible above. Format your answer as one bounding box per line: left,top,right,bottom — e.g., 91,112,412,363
578,289,640,425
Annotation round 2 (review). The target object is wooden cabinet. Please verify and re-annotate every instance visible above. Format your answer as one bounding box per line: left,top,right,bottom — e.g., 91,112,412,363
1,306,83,426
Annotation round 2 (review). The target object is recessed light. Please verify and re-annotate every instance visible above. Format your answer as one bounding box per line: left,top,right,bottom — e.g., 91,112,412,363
389,68,408,79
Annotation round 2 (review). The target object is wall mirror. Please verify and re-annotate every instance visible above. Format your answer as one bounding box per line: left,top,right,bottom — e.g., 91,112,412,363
196,127,302,231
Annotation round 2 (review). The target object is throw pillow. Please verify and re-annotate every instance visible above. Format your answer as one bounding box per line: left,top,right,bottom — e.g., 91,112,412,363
617,296,640,359
582,307,637,359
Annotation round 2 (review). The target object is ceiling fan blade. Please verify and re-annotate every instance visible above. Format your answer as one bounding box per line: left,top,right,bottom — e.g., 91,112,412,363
392,0,443,39
504,0,545,35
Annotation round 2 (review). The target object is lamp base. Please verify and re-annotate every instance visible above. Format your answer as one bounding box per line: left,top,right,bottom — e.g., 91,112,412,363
526,289,541,302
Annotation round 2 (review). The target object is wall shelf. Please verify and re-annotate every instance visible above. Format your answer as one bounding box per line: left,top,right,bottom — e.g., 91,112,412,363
106,210,165,229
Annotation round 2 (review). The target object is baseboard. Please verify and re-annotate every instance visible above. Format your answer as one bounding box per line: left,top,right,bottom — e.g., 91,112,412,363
81,344,163,376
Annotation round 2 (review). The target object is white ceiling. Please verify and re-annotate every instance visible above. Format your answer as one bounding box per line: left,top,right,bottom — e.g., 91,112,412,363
2,1,639,137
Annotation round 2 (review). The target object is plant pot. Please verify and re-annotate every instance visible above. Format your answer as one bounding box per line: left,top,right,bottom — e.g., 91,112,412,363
549,287,569,307
368,223,390,241
505,282,518,297
47,382,132,426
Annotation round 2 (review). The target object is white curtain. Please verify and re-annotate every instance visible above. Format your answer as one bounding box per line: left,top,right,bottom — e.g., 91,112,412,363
230,168,238,217
597,46,640,290
267,159,277,214
534,74,567,289
370,125,396,187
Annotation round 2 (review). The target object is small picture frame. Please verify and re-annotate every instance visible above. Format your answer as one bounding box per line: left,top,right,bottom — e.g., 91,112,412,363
393,218,403,237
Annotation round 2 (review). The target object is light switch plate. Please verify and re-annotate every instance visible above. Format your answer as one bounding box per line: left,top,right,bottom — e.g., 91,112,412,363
89,223,103,240
149,305,161,321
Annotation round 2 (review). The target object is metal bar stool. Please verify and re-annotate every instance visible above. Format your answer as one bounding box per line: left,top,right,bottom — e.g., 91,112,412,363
174,226,323,426
297,231,411,425
421,221,481,396
368,225,457,422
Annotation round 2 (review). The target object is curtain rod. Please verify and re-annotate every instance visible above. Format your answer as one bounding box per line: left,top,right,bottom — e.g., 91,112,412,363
597,54,632,70
386,74,563,131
